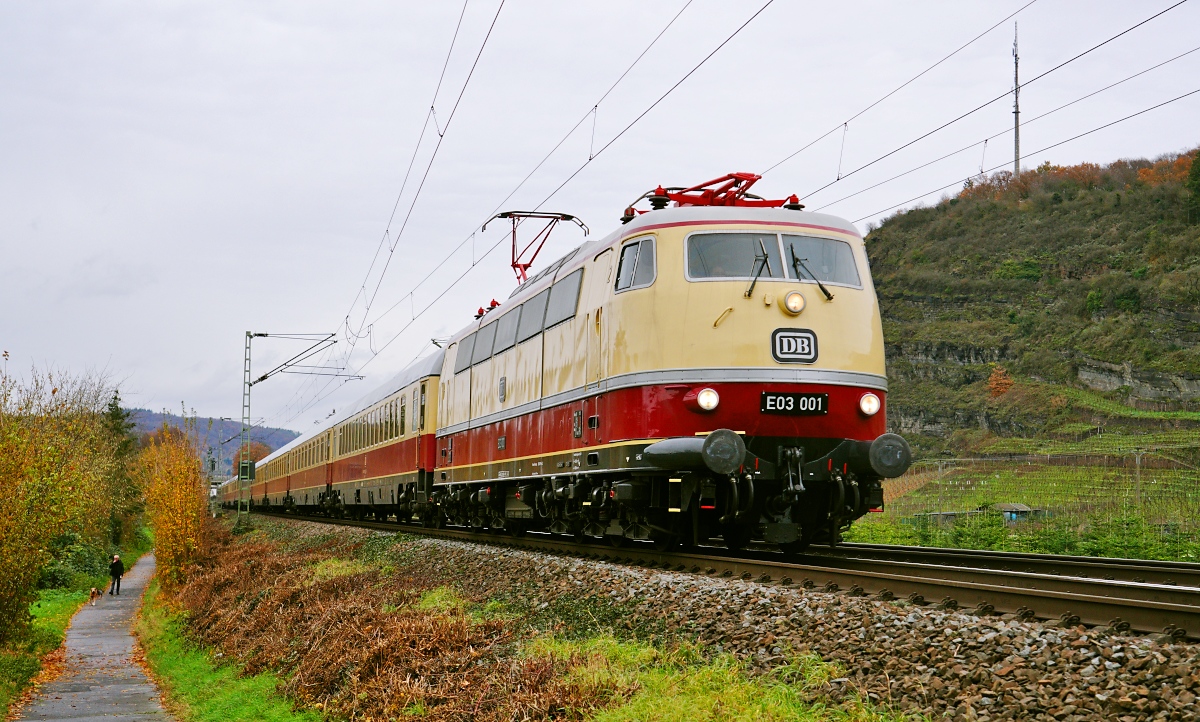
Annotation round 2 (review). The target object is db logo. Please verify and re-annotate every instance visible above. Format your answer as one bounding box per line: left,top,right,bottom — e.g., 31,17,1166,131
771,328,818,364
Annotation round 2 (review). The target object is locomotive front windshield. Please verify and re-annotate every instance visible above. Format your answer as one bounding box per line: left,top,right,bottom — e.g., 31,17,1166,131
686,232,860,287
782,234,860,286
687,233,785,280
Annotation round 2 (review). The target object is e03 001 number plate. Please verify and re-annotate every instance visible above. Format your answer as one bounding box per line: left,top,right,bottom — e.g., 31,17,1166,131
760,392,828,416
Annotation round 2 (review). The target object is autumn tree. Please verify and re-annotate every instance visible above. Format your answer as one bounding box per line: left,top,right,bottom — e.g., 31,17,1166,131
988,366,1014,397
0,369,121,641
137,421,207,588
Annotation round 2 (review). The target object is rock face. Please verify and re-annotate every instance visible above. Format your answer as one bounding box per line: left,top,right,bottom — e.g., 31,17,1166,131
1076,357,1200,403
863,150,1200,442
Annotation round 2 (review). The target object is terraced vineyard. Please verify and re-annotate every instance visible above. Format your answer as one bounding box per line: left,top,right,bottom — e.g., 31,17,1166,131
850,447,1200,561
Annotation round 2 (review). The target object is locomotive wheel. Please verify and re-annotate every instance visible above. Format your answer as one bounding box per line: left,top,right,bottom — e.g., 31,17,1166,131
652,534,680,552
722,525,752,551
778,539,811,556
607,534,627,548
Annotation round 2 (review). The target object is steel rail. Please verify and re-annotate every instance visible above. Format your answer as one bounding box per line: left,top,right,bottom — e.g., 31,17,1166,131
253,511,1200,640
821,543,1200,589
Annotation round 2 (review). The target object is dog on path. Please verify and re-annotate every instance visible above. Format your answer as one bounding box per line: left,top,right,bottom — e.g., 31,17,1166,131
88,587,102,606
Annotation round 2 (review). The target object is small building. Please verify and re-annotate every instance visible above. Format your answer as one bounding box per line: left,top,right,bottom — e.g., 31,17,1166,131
989,503,1048,524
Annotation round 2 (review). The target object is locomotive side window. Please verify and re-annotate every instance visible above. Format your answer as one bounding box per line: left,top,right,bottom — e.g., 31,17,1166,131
517,289,550,343
615,243,639,290
492,307,521,355
544,268,584,329
687,233,785,280
616,237,656,292
472,321,498,365
632,238,655,287
453,333,476,374
782,235,861,287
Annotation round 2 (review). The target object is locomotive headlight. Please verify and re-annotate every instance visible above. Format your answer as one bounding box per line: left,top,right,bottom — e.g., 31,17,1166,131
696,387,720,411
858,392,881,416
781,291,806,315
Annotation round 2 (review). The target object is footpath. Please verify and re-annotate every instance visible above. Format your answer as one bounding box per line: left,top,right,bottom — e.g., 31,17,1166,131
16,554,173,721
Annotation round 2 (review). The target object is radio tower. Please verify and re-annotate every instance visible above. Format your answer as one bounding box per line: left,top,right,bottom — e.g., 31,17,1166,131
1012,22,1020,178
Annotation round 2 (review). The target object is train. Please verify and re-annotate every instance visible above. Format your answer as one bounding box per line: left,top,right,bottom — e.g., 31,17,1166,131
220,173,912,552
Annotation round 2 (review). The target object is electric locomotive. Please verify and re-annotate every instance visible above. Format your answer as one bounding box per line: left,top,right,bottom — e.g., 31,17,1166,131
225,172,911,552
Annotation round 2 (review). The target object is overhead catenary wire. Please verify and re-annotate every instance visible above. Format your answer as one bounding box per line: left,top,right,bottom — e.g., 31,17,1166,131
360,0,697,332
276,0,476,418
782,0,1191,200
346,0,507,344
267,0,700,429
262,5,698,429
811,41,1200,212
850,85,1200,224
342,0,473,333
268,0,777,427
760,0,1042,176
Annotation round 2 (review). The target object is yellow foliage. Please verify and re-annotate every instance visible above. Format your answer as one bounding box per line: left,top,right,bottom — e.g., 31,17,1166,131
0,368,121,642
137,420,207,589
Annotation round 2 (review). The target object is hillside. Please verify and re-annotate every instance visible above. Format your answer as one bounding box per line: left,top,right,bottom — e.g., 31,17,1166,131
127,408,300,474
867,148,1200,455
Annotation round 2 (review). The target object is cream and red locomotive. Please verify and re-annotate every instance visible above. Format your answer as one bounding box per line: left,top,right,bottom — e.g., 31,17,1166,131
220,173,911,551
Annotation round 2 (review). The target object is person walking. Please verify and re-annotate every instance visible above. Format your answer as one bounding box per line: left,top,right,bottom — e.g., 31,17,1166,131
108,554,124,595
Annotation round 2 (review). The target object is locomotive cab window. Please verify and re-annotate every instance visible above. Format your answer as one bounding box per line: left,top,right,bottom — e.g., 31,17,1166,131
687,232,785,280
544,268,584,329
782,235,861,287
615,237,656,291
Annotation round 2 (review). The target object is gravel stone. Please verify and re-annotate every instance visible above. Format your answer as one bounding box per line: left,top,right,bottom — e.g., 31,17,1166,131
289,520,1200,720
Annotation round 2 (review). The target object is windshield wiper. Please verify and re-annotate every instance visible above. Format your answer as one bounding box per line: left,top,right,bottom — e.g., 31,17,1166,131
744,238,774,298
790,246,833,301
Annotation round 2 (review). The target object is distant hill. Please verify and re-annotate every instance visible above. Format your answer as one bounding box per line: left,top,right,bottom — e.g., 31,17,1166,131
867,147,1200,455
127,408,300,476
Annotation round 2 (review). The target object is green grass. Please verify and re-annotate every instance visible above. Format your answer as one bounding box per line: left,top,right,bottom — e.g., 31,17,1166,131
136,578,321,722
0,589,89,715
530,636,908,721
1051,385,1200,422
305,557,370,585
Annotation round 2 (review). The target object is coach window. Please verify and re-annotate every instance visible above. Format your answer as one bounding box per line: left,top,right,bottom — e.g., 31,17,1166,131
419,382,426,430
686,232,785,280
399,396,406,436
544,268,584,329
781,234,861,287
472,321,498,365
453,333,476,374
516,288,550,343
492,307,521,355
616,237,656,291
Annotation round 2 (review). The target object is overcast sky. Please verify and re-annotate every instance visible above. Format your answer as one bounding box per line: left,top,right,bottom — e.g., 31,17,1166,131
2,0,1197,433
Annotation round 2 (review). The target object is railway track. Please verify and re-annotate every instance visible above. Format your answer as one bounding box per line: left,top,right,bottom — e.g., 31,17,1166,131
253,511,1200,640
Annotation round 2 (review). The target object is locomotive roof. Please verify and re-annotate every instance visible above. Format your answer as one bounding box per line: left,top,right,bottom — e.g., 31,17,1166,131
449,205,863,346
255,349,445,467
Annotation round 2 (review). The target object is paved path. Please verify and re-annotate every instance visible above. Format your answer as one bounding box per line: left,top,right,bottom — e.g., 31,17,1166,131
17,554,173,721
